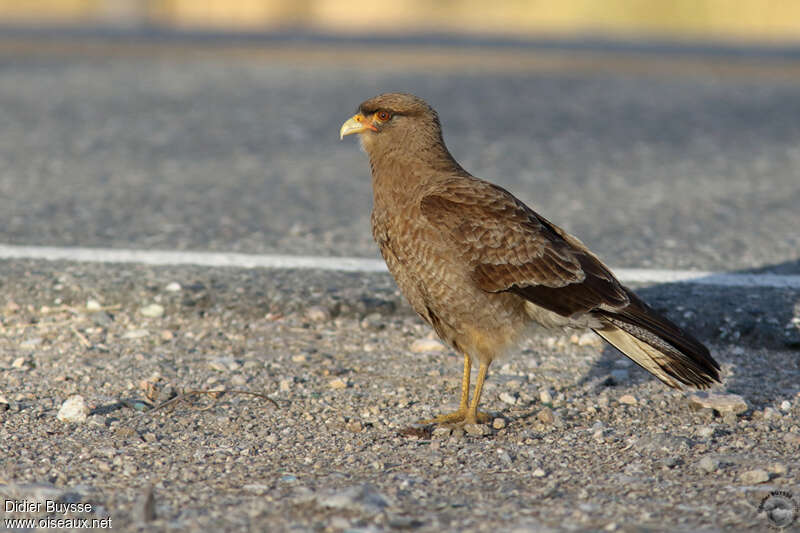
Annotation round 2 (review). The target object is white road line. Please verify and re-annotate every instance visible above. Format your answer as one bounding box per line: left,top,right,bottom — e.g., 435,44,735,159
1,243,799,289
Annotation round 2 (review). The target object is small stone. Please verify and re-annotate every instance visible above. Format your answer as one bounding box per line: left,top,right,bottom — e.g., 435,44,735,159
464,423,491,437
688,392,748,415
572,331,601,347
768,462,788,475
619,394,637,405
11,357,27,369
91,311,113,327
346,420,362,433
432,426,452,439
492,418,507,429
208,357,238,372
329,517,350,530
57,395,89,423
291,354,307,363
783,432,800,446
318,484,392,514
329,378,348,390
140,303,164,318
165,282,182,292
499,392,517,405
740,469,769,484
537,407,555,425
539,389,553,404
697,426,715,438
86,299,102,311
697,456,720,472
305,306,330,322
160,330,174,341
410,338,445,353
764,407,781,420
532,468,547,478
122,329,149,339
279,379,292,392
780,400,792,411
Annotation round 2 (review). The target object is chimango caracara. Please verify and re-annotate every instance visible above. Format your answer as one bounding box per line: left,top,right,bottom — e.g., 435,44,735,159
340,93,720,426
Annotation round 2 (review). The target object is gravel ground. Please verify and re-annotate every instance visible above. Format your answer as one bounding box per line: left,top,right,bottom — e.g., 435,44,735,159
1,260,799,532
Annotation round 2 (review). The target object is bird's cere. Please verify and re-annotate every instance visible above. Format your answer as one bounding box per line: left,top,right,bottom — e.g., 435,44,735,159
340,113,375,139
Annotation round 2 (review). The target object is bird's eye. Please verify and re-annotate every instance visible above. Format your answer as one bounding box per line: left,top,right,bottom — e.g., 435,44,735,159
376,110,392,121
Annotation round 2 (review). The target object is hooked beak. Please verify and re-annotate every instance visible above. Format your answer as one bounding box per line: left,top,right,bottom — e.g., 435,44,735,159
339,113,377,139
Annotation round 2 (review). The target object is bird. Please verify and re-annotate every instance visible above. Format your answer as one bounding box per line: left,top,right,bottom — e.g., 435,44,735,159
340,92,720,426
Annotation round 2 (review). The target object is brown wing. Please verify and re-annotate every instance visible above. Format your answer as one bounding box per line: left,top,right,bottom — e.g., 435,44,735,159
420,178,629,318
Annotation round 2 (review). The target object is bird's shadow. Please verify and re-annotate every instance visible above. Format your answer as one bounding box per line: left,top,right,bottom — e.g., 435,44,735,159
578,259,800,411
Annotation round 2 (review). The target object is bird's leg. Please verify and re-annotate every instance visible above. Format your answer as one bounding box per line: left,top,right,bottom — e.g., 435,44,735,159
418,354,491,425
464,361,490,425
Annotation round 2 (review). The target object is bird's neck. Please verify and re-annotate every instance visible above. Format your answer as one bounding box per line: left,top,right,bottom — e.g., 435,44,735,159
368,139,467,200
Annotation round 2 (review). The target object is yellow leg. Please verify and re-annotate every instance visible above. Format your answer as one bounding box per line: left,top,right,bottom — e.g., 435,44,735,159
419,354,491,425
465,361,489,425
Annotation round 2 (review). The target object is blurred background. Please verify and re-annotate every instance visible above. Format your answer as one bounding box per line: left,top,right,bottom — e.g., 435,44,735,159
1,0,800,43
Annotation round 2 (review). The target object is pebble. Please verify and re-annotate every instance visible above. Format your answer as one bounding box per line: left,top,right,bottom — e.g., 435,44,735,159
208,357,240,372
499,392,517,405
432,426,452,439
768,462,788,475
409,338,445,353
317,483,392,514
91,311,113,327
86,298,102,311
160,330,174,341
464,423,491,437
619,394,637,405
780,400,792,411
328,378,348,390
739,469,769,484
570,331,602,347
763,407,780,420
697,456,720,472
492,418,507,429
346,420,362,433
279,379,293,392
122,329,149,339
140,303,164,318
532,468,547,478
537,407,555,425
783,432,800,446
688,392,748,414
305,306,331,322
57,395,89,423
11,357,27,369
697,426,715,438
539,389,553,404
165,282,182,292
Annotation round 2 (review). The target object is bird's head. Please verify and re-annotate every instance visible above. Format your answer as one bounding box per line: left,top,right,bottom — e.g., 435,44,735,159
340,93,450,164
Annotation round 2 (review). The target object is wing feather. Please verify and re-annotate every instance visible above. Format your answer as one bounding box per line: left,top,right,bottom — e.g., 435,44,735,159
420,178,628,318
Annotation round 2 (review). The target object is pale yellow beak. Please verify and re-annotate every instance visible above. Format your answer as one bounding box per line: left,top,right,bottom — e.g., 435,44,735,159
339,113,377,139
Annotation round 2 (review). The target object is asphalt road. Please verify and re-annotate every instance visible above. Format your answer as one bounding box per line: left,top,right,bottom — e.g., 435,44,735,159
0,33,799,272
1,33,799,533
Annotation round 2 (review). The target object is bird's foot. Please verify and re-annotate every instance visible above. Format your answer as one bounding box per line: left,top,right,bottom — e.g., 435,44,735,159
418,409,491,426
